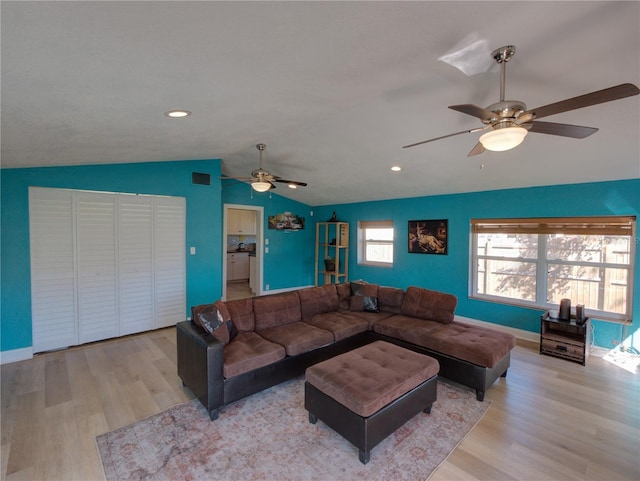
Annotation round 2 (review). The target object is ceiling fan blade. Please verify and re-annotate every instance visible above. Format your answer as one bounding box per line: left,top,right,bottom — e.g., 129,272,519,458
403,127,484,149
525,83,640,120
467,142,485,157
220,176,254,181
273,178,308,187
526,121,598,138
449,104,498,121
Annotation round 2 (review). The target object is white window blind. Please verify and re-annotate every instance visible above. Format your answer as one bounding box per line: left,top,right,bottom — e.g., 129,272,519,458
358,220,394,266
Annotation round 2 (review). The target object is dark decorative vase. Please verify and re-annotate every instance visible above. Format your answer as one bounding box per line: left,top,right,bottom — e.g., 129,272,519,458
324,260,336,272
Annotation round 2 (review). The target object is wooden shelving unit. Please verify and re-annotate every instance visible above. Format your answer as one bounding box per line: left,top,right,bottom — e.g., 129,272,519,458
315,222,349,285
540,312,590,365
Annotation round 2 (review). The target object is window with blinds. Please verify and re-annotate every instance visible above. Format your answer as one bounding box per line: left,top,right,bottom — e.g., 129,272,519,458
470,216,635,323
358,220,394,266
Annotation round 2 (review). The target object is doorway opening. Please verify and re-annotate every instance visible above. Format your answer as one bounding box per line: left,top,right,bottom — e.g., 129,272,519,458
223,204,264,301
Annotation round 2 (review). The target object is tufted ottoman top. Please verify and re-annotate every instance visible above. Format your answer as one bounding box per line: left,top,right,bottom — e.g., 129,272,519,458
305,341,439,417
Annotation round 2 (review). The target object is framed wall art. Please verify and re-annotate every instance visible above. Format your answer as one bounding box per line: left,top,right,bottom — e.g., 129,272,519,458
268,212,305,230
408,219,448,255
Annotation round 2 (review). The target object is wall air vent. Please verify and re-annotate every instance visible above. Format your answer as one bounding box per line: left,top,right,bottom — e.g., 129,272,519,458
192,172,211,185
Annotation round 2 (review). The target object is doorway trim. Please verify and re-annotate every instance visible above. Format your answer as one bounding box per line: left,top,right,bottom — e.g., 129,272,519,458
222,203,264,300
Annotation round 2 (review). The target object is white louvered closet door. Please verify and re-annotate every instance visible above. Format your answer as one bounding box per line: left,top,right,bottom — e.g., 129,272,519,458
154,196,186,328
29,188,78,352
30,188,186,353
118,195,154,335
76,192,119,344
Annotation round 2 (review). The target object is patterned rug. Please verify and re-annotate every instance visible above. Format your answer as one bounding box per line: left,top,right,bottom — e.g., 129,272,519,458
96,377,491,481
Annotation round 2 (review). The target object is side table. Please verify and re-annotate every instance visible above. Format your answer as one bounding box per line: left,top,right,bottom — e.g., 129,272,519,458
540,311,590,365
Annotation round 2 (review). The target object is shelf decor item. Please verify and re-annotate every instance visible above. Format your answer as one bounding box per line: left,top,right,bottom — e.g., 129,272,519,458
324,258,336,272
408,219,448,255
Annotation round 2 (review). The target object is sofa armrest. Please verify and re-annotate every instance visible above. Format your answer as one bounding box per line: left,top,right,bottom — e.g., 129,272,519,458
176,321,224,420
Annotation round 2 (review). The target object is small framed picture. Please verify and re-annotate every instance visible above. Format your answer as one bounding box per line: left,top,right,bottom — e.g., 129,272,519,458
408,219,448,255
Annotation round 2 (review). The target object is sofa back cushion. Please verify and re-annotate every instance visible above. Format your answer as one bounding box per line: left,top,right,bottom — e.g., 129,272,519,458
349,281,380,312
298,285,339,319
191,300,238,344
336,283,351,309
253,291,302,330
401,286,457,323
377,286,404,314
225,298,255,332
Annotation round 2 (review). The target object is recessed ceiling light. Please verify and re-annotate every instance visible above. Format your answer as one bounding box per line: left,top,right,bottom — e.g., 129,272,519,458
391,165,402,172
288,184,297,189
164,110,192,118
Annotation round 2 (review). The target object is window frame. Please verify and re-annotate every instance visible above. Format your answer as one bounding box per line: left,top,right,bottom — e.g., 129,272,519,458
358,220,394,267
470,216,636,323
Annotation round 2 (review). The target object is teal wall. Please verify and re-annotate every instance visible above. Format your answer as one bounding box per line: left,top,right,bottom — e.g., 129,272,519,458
221,181,314,291
314,179,640,350
2,161,638,354
1,160,223,352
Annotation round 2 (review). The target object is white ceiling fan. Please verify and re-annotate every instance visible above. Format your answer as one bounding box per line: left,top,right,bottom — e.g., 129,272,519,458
403,45,640,156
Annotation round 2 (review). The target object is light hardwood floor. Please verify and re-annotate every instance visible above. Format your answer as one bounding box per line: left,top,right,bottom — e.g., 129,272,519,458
1,330,638,480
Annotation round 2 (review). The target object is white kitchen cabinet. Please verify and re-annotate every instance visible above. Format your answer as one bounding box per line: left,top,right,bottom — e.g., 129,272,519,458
227,252,250,281
228,209,256,235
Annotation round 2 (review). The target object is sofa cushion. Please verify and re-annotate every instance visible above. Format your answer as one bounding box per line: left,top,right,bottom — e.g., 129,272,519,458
341,309,396,327
374,315,516,368
304,311,369,341
298,285,339,319
225,298,255,332
377,286,404,314
351,281,378,297
253,292,302,330
191,301,237,345
336,283,351,310
223,331,286,378
401,286,457,323
349,295,379,312
257,321,333,356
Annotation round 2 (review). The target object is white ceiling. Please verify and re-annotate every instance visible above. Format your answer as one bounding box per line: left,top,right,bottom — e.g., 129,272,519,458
2,1,639,206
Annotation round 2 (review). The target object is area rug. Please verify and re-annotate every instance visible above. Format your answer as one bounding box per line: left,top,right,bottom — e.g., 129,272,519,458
96,378,490,481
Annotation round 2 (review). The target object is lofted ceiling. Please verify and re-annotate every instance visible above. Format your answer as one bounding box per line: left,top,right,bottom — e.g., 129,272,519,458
2,1,639,206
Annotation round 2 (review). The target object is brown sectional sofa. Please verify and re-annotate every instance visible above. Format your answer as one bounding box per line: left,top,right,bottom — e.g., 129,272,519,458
177,283,516,420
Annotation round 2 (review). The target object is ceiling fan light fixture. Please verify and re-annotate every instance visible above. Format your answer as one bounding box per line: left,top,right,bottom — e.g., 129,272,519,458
288,183,297,189
251,181,272,192
479,126,528,151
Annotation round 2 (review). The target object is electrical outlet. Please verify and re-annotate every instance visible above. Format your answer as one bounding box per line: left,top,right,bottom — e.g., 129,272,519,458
265,284,270,291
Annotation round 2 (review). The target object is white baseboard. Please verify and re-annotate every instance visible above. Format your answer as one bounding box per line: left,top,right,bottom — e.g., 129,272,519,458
0,347,33,365
455,315,540,343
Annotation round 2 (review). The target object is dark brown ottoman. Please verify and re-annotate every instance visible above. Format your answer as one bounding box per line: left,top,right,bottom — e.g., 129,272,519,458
305,340,439,464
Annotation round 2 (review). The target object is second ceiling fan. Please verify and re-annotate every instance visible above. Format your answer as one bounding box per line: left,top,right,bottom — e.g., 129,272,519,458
225,143,307,192
403,45,639,156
